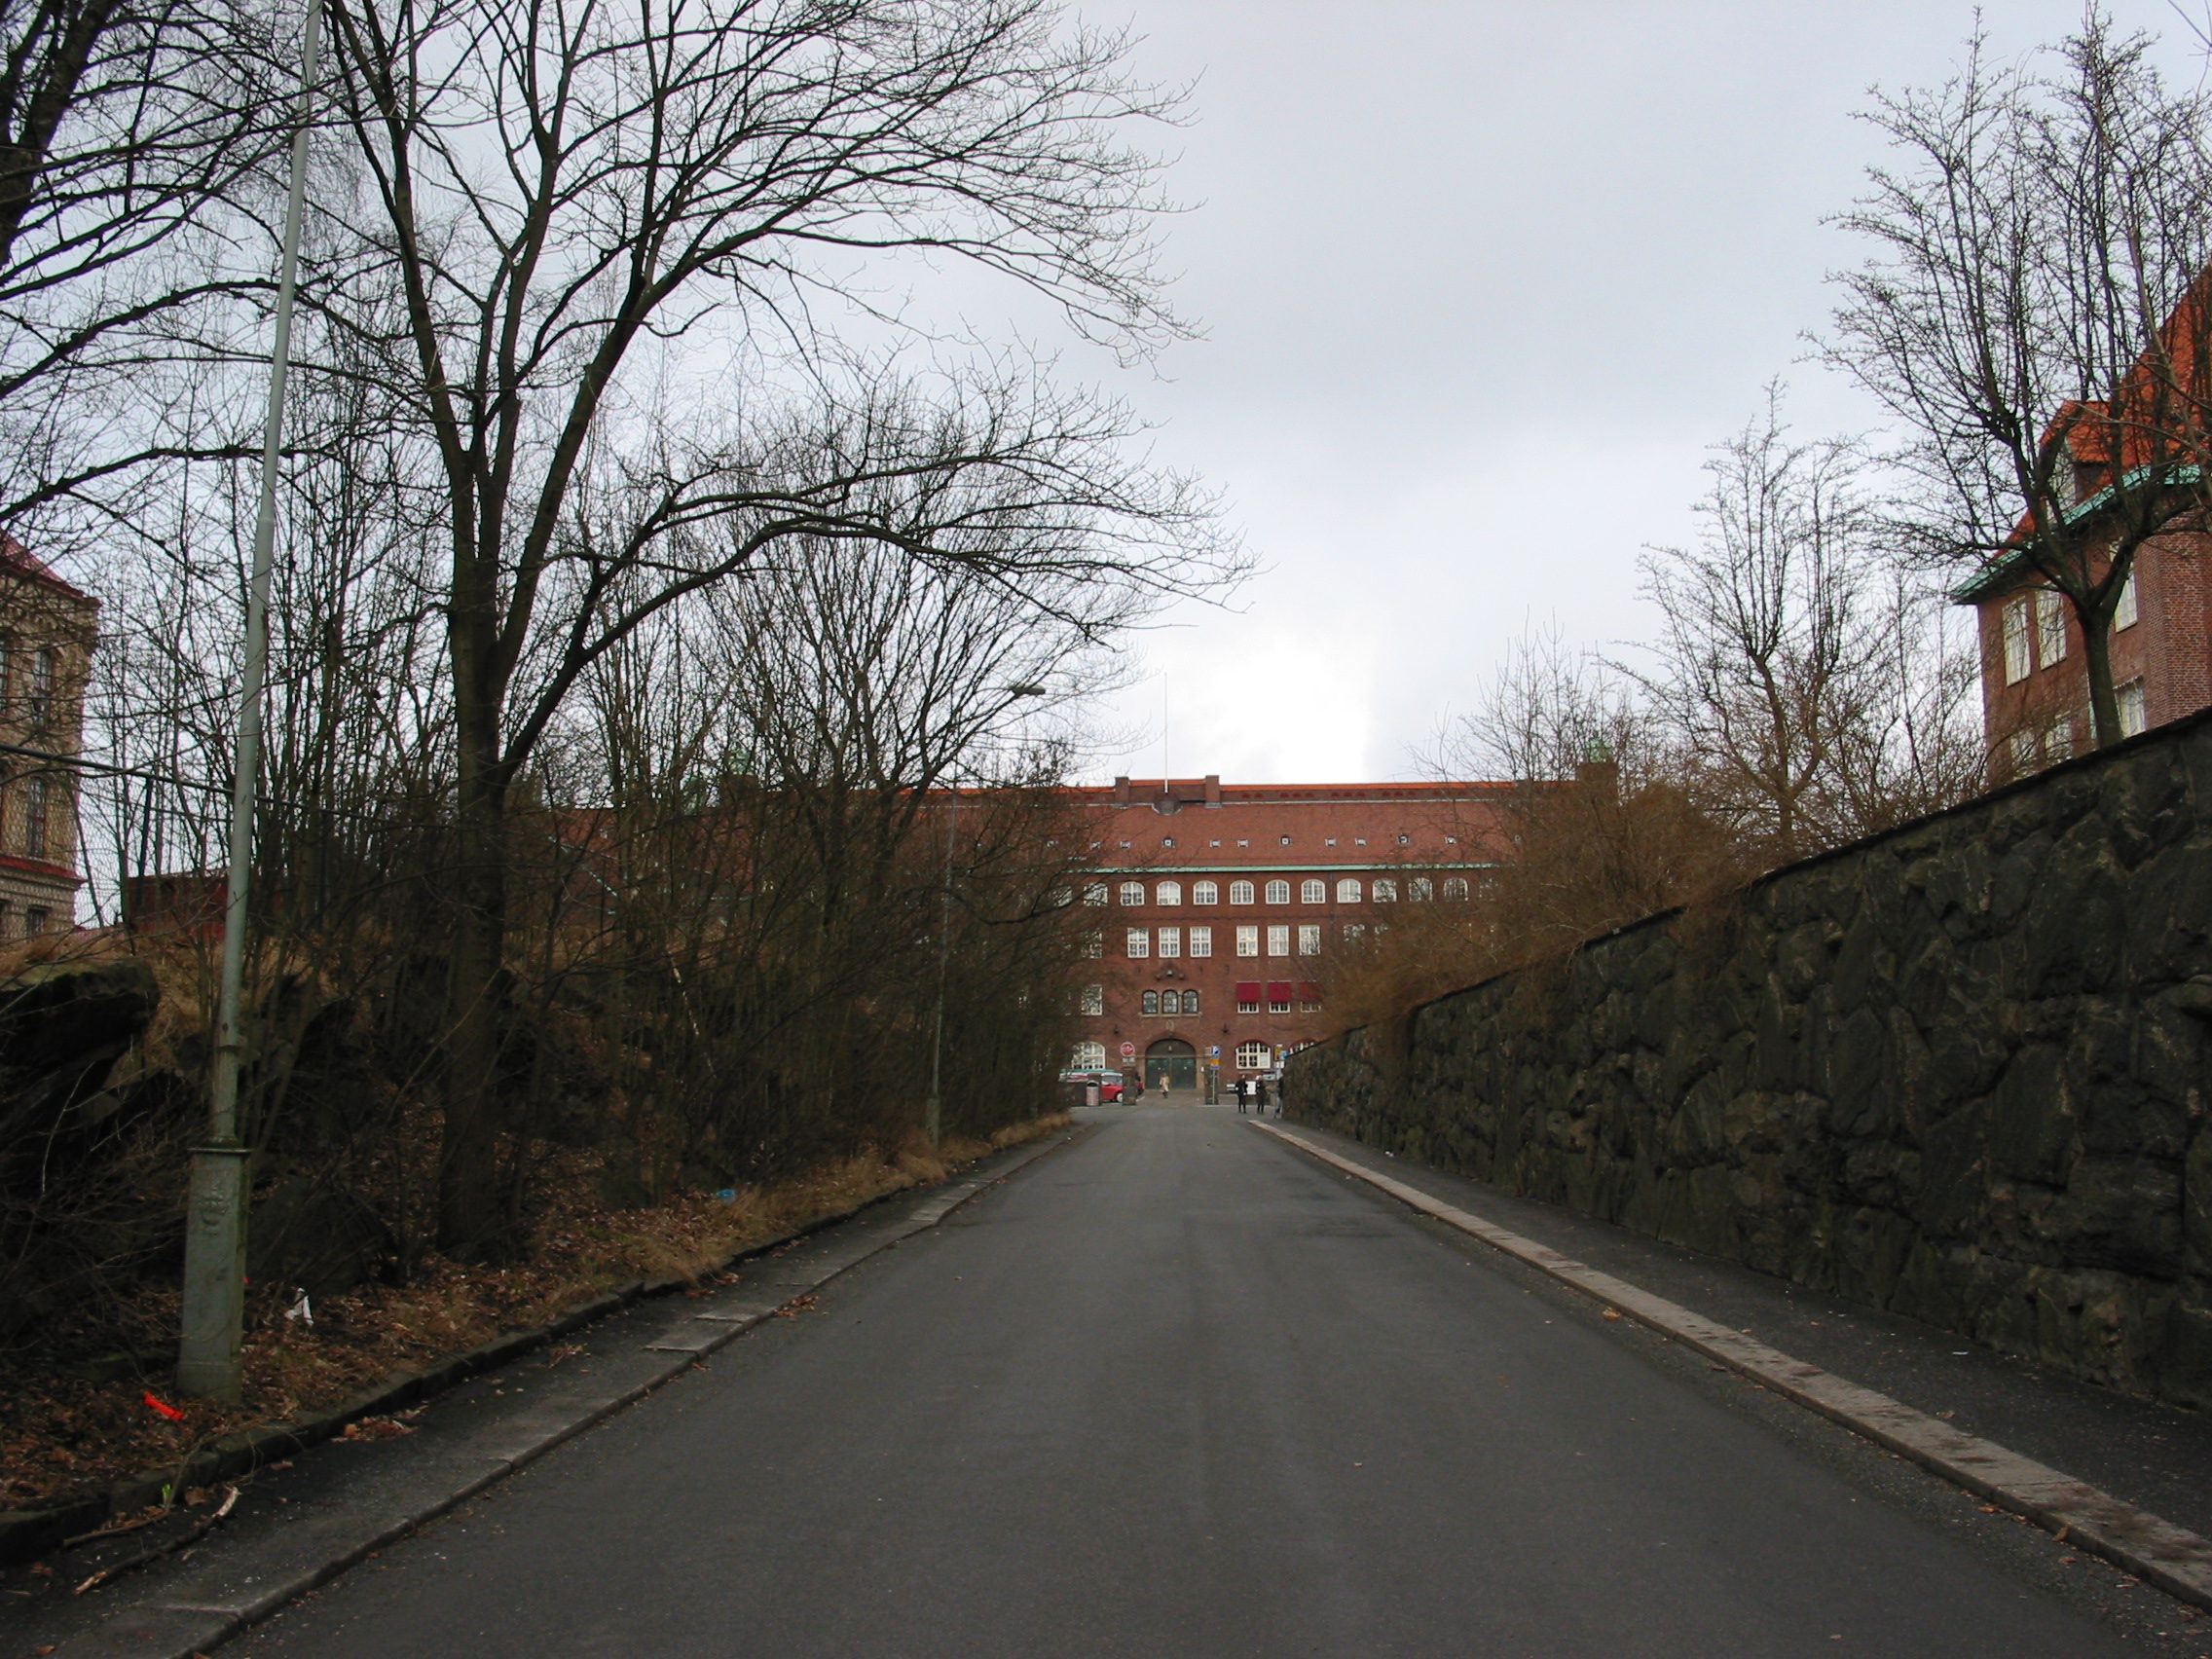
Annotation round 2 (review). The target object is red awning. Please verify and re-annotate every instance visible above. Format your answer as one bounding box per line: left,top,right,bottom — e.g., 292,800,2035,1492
1235,981,1262,1001
1298,982,1322,1003
1267,981,1293,1003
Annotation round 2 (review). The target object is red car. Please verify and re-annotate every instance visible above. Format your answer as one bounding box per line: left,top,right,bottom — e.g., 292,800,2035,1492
1061,1070,1125,1102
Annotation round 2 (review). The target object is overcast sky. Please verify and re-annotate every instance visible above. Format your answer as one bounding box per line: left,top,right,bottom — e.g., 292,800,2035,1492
1041,0,2209,785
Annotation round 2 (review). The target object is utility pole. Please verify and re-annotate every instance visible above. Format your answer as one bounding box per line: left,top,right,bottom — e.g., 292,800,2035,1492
176,0,323,1402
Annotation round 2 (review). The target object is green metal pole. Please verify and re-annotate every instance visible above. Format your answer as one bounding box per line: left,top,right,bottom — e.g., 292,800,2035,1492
177,0,322,1402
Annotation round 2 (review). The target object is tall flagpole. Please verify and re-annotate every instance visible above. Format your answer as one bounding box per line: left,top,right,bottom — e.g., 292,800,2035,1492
176,0,324,1401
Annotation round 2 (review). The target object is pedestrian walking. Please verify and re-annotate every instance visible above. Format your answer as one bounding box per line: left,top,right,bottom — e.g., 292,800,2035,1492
1235,1078,1248,1114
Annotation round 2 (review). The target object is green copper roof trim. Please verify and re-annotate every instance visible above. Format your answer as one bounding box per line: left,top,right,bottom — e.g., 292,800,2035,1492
1950,463,2205,603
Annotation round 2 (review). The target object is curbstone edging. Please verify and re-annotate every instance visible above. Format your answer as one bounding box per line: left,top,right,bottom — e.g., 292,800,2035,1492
1251,1119,2212,1614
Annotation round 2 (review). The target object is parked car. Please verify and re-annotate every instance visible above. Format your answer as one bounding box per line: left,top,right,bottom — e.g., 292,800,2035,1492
1058,1069,1125,1103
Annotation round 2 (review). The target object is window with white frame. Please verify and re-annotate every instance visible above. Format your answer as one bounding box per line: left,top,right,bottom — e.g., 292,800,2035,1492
2117,566,2140,630
1141,990,1161,1014
1236,989,1261,1014
1235,1040,1269,1069
2119,678,2148,737
1235,924,1259,957
1337,877,1361,903
1119,880,1144,905
1229,880,1255,904
1268,984,1291,1013
1343,923,1366,943
1264,879,1290,904
1156,880,1182,905
2002,597,2031,683
1300,878,1325,903
1159,925,1181,957
2045,717,2074,763
1372,877,1398,902
1193,880,1219,904
1443,876,1469,901
1084,930,1103,958
1301,987,1323,1012
1189,925,1213,957
1084,883,1107,905
1072,1040,1107,1069
1178,990,1199,1014
1050,886,1073,907
2009,727,2038,775
1267,923,1290,956
1080,983,1103,1014
2036,588,2067,665
1126,928,1150,957
1409,876,1433,902
1298,924,1321,955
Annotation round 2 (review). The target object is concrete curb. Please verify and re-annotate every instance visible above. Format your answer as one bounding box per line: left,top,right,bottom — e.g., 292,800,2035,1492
1251,1119,2212,1614
43,1125,1081,1659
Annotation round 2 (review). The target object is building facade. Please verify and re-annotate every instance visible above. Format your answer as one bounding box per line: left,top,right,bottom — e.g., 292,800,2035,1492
0,537,93,933
1965,529,2212,779
1061,775,1513,1094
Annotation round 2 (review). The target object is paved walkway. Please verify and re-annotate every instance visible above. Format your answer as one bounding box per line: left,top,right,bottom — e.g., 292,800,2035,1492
99,1110,2212,1655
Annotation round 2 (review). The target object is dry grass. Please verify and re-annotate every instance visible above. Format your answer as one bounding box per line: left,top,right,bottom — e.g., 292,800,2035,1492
0,1113,1066,1511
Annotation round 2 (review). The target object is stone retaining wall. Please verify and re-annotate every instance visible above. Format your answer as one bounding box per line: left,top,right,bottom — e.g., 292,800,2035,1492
1286,710,2212,1407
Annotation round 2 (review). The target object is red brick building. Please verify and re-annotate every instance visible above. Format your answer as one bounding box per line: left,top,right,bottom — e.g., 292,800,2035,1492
1961,276,2212,775
1061,775,1513,1095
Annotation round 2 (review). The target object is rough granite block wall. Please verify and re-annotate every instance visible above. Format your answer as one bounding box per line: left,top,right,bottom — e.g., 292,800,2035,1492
1285,706,2212,1408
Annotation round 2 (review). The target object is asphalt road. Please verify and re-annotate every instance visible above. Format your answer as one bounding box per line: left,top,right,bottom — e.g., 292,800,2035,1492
226,1107,2199,1658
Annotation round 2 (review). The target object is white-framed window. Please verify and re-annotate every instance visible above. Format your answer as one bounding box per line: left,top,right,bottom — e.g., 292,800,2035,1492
1265,879,1290,904
1268,983,1292,1013
1443,877,1469,901
2119,678,2148,737
1267,923,1290,956
1301,986,1324,1012
1084,883,1107,906
1343,923,1366,943
2002,597,2031,684
1119,880,1144,905
1084,930,1103,958
1141,989,1161,1014
1229,880,1255,904
2117,566,2141,630
1298,923,1321,955
1409,876,1433,902
1126,928,1150,958
1189,925,1213,957
1235,924,1259,957
2045,717,2074,764
1300,878,1325,903
1072,1040,1107,1070
1236,990,1262,1014
1372,877,1398,903
2009,727,2038,775
28,647,53,722
2036,588,2067,665
1178,990,1200,1015
1337,877,1361,903
1235,1040,1269,1069
1080,983,1103,1015
1193,880,1219,904
1050,885,1073,908
1156,880,1182,905
23,776,48,859
1159,925,1182,957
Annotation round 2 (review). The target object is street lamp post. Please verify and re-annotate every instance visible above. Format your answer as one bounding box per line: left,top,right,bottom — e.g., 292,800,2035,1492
175,0,323,1402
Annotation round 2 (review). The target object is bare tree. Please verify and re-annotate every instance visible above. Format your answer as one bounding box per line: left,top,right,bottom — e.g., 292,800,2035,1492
1825,13,2212,746
1629,391,1979,862
306,0,1233,1253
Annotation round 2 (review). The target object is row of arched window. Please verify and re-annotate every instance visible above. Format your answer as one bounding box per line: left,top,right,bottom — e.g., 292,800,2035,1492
1090,875,1471,906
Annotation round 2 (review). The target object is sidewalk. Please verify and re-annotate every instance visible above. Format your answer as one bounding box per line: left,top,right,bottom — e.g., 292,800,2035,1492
1270,1117,2212,1544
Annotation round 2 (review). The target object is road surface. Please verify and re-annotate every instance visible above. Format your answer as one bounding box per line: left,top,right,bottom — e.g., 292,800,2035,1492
227,1107,2193,1658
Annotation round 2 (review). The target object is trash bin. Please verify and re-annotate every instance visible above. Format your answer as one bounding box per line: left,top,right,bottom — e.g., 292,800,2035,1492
1085,1083,1100,1108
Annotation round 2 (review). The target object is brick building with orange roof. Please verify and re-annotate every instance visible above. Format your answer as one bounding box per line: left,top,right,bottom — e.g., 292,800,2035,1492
1061,774,1514,1095
1960,273,2212,775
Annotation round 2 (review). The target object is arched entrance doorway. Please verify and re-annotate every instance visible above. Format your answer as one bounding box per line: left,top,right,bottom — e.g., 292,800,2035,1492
1145,1037,1198,1094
